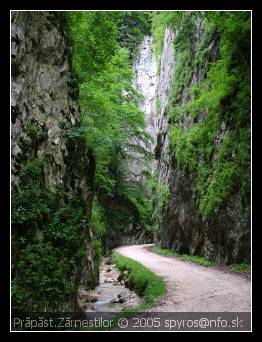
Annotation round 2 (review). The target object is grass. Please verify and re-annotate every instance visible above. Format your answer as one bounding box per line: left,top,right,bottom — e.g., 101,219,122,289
228,263,251,272
152,246,215,266
84,250,250,331
151,246,251,271
87,252,167,331
180,254,216,266
112,251,166,310
151,246,179,257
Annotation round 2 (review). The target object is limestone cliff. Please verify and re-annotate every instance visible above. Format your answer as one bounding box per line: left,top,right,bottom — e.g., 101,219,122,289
12,12,80,191
102,36,158,250
11,11,97,312
153,16,250,264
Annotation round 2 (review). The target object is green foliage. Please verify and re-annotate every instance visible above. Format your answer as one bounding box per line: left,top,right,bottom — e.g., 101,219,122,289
18,123,48,159
152,246,216,266
13,10,154,316
153,11,251,217
150,175,170,231
155,97,161,112
66,12,118,80
12,187,89,312
90,197,107,268
24,122,48,143
112,252,166,309
12,11,251,316
128,194,151,231
12,156,95,312
79,47,148,196
151,11,192,72
12,242,77,312
91,197,107,239
151,246,179,257
92,239,103,271
67,11,154,240
21,157,46,181
116,11,152,59
67,11,151,193
228,263,251,272
152,246,251,271
180,254,216,266
12,159,50,230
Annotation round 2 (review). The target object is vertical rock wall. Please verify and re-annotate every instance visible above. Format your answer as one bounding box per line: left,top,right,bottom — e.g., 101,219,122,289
11,12,79,190
103,36,159,249
154,29,175,185
133,36,158,144
11,11,97,312
127,35,158,182
153,22,250,264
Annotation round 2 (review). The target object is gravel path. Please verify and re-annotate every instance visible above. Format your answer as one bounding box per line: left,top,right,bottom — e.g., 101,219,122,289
115,244,251,312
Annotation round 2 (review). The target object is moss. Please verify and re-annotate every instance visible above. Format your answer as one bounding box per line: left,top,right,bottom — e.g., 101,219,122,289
228,263,251,272
24,122,48,142
112,251,166,308
12,146,96,313
150,177,170,232
151,246,251,271
152,246,179,257
17,123,48,166
155,96,161,112
12,174,93,312
153,12,250,217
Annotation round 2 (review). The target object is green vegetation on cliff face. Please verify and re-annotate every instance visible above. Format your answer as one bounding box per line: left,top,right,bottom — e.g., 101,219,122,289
11,10,251,316
67,11,155,249
12,142,96,312
112,252,166,309
152,11,250,217
117,11,152,59
12,11,155,315
151,246,251,271
11,11,99,314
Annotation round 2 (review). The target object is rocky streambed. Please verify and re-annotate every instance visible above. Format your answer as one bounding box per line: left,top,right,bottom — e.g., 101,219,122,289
78,258,141,314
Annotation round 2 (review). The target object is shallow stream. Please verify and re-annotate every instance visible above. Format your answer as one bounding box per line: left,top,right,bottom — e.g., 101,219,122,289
78,258,141,314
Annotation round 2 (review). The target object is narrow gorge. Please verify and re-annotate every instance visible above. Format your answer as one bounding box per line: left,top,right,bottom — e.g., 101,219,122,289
11,11,251,323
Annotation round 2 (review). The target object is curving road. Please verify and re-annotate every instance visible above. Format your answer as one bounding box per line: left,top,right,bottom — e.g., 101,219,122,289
115,244,251,312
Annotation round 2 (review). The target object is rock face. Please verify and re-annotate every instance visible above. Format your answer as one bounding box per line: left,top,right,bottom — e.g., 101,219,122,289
11,11,97,311
154,24,250,264
133,36,158,144
11,12,79,190
126,36,158,183
154,29,175,185
103,36,159,250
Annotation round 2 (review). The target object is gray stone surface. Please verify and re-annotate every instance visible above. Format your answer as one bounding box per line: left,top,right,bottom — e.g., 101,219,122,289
11,11,97,310
11,12,80,190
153,25,250,264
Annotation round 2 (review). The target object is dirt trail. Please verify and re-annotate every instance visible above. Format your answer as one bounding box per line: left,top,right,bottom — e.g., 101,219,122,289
115,244,251,312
